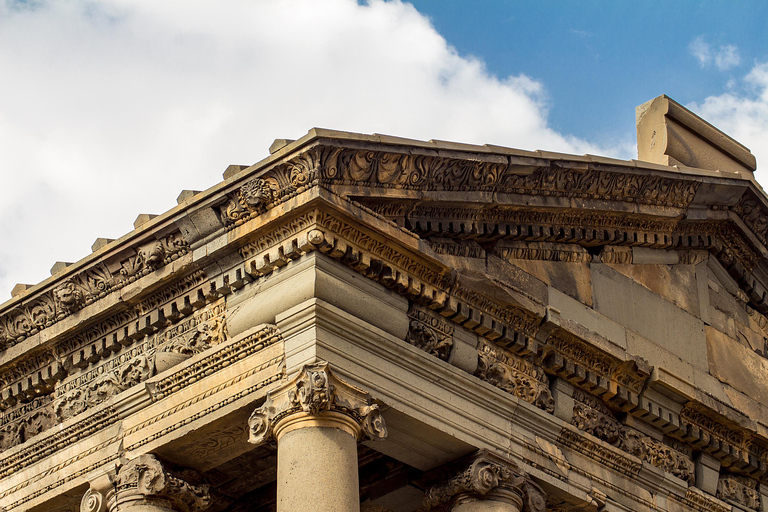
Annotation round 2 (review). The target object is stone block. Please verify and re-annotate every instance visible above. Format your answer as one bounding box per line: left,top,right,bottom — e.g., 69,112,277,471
548,286,627,351
50,261,72,275
602,261,700,317
706,325,768,403
176,189,201,204
133,213,157,229
505,258,593,306
10,283,33,298
90,238,114,252
592,264,708,370
222,164,249,178
636,94,756,176
269,139,295,154
632,247,678,265
694,452,720,495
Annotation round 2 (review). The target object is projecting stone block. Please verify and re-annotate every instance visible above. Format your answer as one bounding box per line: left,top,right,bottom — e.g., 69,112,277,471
133,213,158,229
91,238,114,252
636,94,756,176
10,283,33,298
592,264,708,370
50,261,72,275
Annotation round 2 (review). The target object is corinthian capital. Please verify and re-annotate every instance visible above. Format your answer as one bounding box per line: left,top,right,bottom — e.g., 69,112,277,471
248,362,387,445
424,450,546,512
112,454,211,512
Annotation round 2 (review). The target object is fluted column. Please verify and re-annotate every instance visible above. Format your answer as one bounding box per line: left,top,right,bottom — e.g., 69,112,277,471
424,451,546,512
248,362,387,512
81,454,211,512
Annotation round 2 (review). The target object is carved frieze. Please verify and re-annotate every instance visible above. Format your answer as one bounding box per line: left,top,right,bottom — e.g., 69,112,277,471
248,362,387,445
0,232,189,349
494,241,592,263
406,304,453,361
717,474,761,510
475,340,554,413
733,193,768,246
53,302,226,422
570,391,694,484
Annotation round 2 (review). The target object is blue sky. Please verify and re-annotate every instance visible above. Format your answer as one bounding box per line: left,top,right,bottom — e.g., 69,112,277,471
1,0,767,297
410,0,768,148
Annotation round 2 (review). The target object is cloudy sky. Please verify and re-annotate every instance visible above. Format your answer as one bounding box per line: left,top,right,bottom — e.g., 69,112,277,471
1,0,767,301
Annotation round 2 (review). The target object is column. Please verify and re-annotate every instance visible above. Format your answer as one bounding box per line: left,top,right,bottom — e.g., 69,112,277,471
248,362,388,512
81,454,211,512
423,451,546,512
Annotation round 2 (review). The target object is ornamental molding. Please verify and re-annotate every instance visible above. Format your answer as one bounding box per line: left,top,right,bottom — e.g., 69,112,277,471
717,473,761,511
475,340,554,413
423,450,546,512
570,390,694,484
0,232,189,350
110,454,211,512
540,329,651,411
405,303,454,362
247,362,387,445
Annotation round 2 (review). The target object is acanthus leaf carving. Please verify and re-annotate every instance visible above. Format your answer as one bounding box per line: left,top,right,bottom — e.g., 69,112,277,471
405,304,453,361
717,474,761,511
114,454,210,512
248,362,387,445
475,341,554,413
423,450,545,512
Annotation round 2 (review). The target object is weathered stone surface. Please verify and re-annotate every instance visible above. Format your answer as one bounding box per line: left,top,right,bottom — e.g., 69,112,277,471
592,263,708,370
6,103,768,512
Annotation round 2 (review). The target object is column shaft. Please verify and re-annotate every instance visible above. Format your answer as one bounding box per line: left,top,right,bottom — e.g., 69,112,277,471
453,500,521,512
277,424,360,512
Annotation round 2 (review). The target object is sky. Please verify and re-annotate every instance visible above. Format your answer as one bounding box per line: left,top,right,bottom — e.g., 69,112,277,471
1,0,767,301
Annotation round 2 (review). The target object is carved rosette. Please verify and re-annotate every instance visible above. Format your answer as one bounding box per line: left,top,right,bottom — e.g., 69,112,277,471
423,451,546,512
111,454,211,512
248,362,387,445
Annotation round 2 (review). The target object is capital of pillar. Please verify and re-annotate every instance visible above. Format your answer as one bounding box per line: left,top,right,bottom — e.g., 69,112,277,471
247,361,388,445
80,454,211,512
423,450,546,512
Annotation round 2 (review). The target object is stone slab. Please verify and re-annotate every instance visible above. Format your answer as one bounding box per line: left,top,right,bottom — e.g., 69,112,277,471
592,264,708,370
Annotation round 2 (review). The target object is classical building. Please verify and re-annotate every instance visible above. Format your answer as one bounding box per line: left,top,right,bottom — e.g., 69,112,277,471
2,95,768,512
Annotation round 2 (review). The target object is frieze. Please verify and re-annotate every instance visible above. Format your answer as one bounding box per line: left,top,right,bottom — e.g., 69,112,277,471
669,488,732,512
53,301,227,422
318,148,700,208
717,474,761,510
475,340,553,413
570,390,694,484
0,395,55,451
541,330,650,411
0,231,188,350
733,192,768,246
427,239,487,260
558,427,642,477
405,304,454,361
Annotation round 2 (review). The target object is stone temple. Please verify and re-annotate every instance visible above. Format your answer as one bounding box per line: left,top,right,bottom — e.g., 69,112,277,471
2,94,768,512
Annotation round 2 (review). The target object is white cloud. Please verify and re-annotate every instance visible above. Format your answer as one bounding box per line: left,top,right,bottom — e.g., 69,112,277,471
689,62,768,177
689,36,741,71
0,0,625,299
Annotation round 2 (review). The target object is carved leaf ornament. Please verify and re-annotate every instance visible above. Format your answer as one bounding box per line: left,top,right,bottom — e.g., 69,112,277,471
248,362,387,445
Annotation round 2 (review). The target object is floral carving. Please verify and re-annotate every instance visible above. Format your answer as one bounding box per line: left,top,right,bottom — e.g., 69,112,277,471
405,305,453,361
248,362,387,445
423,451,545,511
733,193,768,245
475,341,554,413
717,474,760,510
114,454,210,512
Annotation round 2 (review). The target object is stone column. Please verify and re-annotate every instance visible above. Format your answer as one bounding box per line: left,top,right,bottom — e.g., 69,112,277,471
423,451,546,512
248,362,388,512
80,454,211,512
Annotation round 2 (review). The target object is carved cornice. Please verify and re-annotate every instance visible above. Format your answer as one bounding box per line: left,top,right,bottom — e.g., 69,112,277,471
0,232,189,349
669,488,732,512
248,362,387,445
540,329,650,411
423,450,546,512
110,454,210,512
